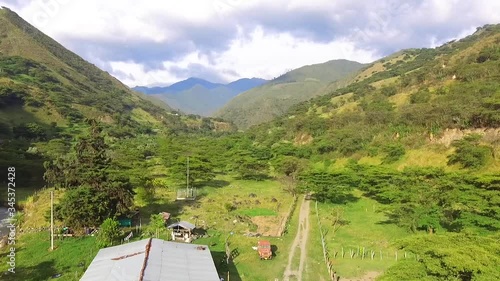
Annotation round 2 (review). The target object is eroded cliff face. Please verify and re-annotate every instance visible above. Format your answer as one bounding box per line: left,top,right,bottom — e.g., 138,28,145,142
430,128,500,147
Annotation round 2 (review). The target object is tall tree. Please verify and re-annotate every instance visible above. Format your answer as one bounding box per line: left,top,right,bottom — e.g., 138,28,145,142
44,119,135,228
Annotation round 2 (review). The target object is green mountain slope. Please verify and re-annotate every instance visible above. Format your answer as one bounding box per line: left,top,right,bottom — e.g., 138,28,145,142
0,7,234,188
248,24,500,173
215,59,365,129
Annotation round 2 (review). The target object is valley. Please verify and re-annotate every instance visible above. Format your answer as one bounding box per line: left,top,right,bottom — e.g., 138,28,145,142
0,5,499,281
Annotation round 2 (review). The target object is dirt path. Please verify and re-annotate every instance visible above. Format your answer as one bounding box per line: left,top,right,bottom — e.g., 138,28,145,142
283,196,310,281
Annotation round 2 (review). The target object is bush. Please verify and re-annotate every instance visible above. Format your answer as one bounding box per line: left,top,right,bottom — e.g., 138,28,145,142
448,134,490,169
224,203,235,212
410,89,431,104
96,218,121,248
382,143,406,163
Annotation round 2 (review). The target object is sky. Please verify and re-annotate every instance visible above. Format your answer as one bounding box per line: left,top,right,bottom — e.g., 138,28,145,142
1,0,499,87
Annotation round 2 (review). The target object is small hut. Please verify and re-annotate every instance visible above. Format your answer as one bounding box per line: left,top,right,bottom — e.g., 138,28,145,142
167,221,196,243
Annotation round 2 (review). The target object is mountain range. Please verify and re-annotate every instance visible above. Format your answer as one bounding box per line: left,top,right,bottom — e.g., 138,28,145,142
133,77,267,116
215,59,366,129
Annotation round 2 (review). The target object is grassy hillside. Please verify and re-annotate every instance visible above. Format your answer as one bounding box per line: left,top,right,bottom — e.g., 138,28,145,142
215,59,365,129
248,24,500,173
0,7,235,201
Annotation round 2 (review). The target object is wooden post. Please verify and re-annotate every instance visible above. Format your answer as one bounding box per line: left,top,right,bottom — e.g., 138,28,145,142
50,190,54,251
395,251,398,261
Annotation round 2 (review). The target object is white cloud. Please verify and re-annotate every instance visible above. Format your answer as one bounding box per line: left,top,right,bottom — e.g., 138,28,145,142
213,26,375,81
2,0,500,86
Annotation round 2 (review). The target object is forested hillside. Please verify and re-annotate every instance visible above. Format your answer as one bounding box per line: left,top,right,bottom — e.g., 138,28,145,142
248,24,500,173
0,7,235,194
216,59,365,129
239,24,500,280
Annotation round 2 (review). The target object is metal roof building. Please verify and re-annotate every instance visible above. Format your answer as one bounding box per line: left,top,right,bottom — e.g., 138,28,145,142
167,221,196,230
80,238,220,281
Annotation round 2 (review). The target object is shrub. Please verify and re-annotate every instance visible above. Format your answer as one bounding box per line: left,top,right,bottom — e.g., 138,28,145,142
382,143,406,163
224,203,235,212
96,218,121,248
448,134,490,169
410,88,431,104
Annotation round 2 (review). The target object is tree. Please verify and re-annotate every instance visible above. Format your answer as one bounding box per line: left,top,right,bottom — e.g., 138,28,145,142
56,186,111,228
329,207,349,235
448,134,490,169
73,119,111,189
275,156,308,197
382,143,406,164
278,175,299,197
45,119,135,228
298,171,358,203
96,218,121,248
229,150,269,180
379,233,500,281
144,214,166,237
169,156,215,186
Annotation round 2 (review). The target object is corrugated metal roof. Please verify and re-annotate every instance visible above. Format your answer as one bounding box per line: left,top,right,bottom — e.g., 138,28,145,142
143,239,219,281
80,239,148,281
80,238,219,281
167,221,196,230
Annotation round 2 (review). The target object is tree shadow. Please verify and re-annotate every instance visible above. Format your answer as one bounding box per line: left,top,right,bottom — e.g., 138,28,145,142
197,179,230,188
211,250,242,281
314,193,360,205
233,174,273,181
0,260,58,281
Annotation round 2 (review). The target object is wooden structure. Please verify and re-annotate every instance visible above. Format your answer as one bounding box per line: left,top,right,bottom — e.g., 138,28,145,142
167,221,196,243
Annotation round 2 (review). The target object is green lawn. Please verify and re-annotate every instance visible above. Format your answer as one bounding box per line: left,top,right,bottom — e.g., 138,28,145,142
0,232,99,281
315,190,410,279
235,208,277,217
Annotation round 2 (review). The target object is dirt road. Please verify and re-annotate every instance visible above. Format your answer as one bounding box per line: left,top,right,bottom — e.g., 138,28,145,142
283,196,310,281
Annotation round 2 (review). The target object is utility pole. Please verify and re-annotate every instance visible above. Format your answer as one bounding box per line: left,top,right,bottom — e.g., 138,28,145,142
50,190,54,251
186,156,190,196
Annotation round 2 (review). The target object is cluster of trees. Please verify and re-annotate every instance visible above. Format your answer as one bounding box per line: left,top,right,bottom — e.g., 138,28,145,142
379,233,500,281
43,119,135,228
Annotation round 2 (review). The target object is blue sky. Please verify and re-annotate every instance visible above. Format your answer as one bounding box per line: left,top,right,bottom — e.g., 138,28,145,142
1,0,499,86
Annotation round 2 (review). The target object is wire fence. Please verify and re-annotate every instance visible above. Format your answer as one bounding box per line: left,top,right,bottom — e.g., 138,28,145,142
315,201,336,281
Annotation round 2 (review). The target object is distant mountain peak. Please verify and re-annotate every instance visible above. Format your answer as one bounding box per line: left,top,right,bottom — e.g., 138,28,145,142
133,77,268,116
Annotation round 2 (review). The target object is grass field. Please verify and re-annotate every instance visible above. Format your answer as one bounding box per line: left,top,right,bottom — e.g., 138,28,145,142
0,232,99,281
0,174,427,281
315,190,410,279
0,176,299,281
